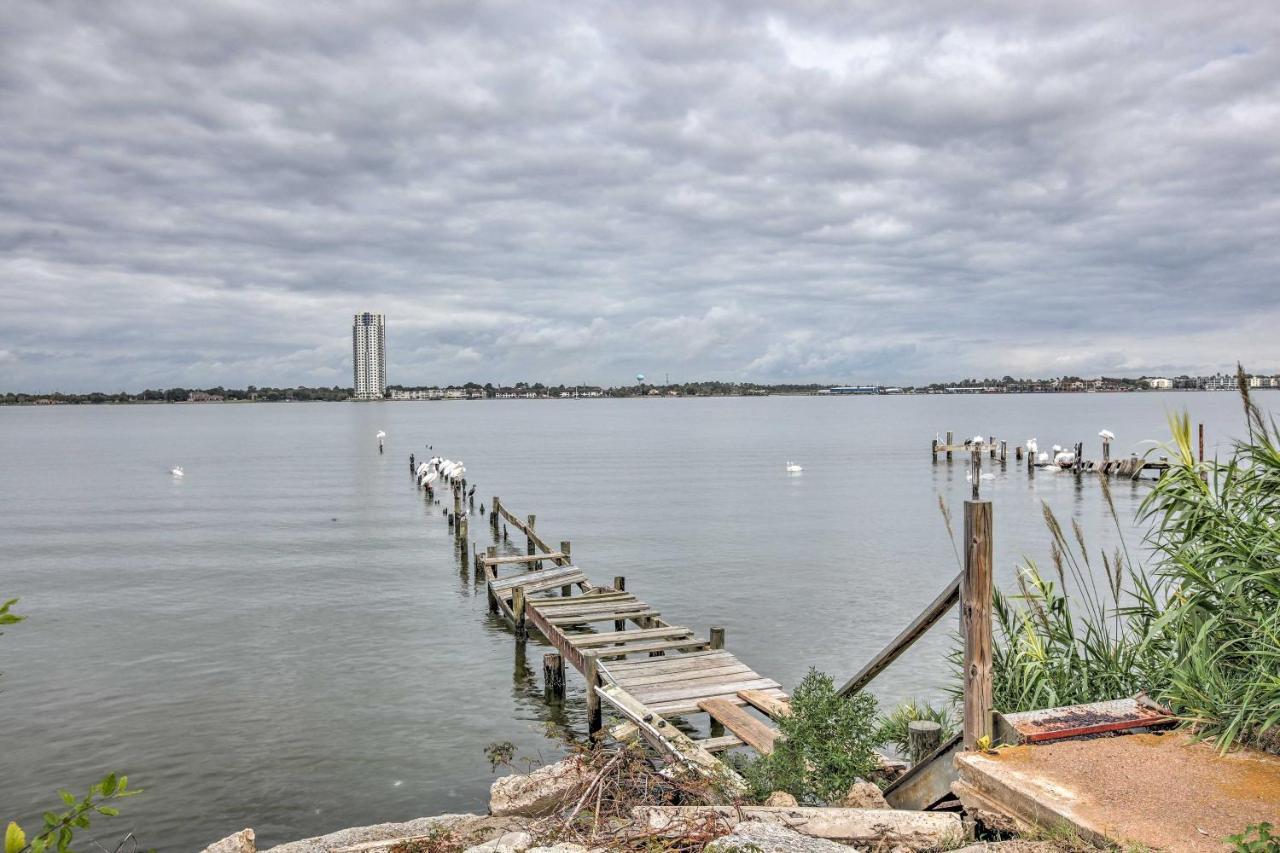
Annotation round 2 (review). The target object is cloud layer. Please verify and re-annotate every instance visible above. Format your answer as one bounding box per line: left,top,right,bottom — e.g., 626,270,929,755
2,1,1278,391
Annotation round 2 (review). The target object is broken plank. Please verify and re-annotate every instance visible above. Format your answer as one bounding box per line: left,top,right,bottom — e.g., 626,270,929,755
698,697,781,755
648,688,788,717
481,552,567,566
614,663,756,689
528,592,634,608
738,689,792,720
883,732,962,811
602,649,733,673
547,609,660,626
635,677,781,706
595,684,744,792
694,734,744,752
591,638,711,659
488,566,581,591
566,627,695,648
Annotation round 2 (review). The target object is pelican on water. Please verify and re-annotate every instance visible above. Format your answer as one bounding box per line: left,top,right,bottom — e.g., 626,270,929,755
1098,429,1116,440
1026,438,1038,455
170,466,184,478
785,461,803,473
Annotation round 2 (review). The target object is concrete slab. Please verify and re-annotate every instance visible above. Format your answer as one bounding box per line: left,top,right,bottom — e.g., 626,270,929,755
955,732,1280,852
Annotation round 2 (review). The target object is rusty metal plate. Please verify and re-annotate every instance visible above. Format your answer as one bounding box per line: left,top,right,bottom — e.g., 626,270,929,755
997,696,1173,743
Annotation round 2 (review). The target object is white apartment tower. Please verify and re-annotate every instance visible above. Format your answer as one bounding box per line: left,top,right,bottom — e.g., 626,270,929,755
352,312,386,400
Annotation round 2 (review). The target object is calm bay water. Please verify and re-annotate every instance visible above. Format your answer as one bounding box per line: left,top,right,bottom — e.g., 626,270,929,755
0,392,1267,849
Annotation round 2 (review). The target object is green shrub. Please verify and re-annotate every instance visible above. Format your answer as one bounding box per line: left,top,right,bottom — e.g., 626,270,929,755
1227,822,1277,853
736,668,880,804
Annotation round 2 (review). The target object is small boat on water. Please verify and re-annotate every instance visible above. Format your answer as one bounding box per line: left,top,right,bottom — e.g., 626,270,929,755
785,461,803,473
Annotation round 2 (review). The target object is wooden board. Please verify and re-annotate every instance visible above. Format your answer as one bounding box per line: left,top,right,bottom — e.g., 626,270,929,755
694,734,744,752
615,662,756,689
883,733,961,811
648,688,789,717
595,684,744,792
603,649,733,674
634,677,781,706
547,609,659,626
567,627,695,648
737,689,792,720
529,592,634,608
500,573,589,598
481,552,567,566
489,566,582,591
590,638,710,659
697,698,781,755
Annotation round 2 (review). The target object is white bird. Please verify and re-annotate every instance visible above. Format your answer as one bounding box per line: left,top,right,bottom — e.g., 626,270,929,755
972,434,985,445
1051,444,1062,453
1054,450,1076,466
1036,452,1049,464
170,466,184,477
1026,438,1038,454
1098,429,1115,440
376,430,386,439
423,470,438,486
453,463,466,477
785,461,803,473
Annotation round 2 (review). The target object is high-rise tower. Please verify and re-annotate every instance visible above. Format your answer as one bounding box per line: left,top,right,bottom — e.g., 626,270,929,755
352,312,386,399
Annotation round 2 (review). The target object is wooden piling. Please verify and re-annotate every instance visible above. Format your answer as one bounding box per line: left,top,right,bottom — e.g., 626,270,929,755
454,484,463,540
961,499,994,750
989,436,996,460
1015,445,1023,462
710,626,725,650
931,437,939,461
1102,438,1111,462
512,586,527,641
486,546,498,613
1198,422,1205,462
491,496,500,531
559,540,573,595
970,448,981,500
946,431,953,461
614,576,626,631
908,720,943,764
999,440,1007,465
585,654,602,735
526,514,536,562
543,652,565,699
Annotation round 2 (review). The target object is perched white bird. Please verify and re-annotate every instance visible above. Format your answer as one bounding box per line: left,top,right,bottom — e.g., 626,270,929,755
1051,444,1063,453
1037,452,1049,464
1054,450,1076,466
376,430,386,439
1098,429,1115,440
423,470,438,486
972,434,985,445
785,461,803,472
170,466,184,477
1026,438,1038,455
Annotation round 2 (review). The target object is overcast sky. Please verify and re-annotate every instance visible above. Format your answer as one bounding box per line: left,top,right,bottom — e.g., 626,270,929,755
2,1,1278,391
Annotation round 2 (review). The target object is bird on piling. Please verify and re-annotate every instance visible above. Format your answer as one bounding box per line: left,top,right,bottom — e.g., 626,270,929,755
1026,438,1038,455
1099,429,1116,440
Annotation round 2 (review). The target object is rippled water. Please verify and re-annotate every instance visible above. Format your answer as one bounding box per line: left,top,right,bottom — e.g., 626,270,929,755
0,392,1264,849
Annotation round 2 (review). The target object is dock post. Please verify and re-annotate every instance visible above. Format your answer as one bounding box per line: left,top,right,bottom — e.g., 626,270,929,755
1074,441,1083,475
486,546,498,613
512,586,527,641
454,484,463,540
946,431,953,461
931,437,938,462
961,498,994,751
999,440,1007,465
1198,422,1205,463
613,576,626,631
1102,437,1111,462
526,514,537,566
543,652,565,699
559,540,573,595
970,448,981,500
989,436,996,460
1015,445,1023,462
491,497,500,532
585,654,602,735
709,626,725,650
908,720,943,764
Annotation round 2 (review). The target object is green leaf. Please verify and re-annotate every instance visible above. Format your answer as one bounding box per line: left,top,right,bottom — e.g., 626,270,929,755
116,776,127,793
95,807,118,817
4,821,26,853
41,813,58,829
57,790,74,808
100,773,117,796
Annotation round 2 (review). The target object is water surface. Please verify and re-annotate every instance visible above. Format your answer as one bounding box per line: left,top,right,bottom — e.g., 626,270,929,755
0,392,1264,848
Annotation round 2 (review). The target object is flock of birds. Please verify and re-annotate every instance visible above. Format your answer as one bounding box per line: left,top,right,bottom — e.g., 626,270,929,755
415,456,466,488
947,429,1117,483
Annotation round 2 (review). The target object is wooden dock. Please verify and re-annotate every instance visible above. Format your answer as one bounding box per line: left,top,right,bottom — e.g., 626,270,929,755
480,497,789,780
931,430,1172,480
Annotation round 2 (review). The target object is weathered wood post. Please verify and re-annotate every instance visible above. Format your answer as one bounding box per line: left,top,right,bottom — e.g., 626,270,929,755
491,496,500,532
908,720,943,764
989,436,996,460
1198,422,1205,462
559,540,573,595
970,448,981,500
585,654,602,735
543,652,565,699
486,546,498,613
526,514,536,565
1074,441,1083,475
961,499,994,751
999,440,1007,465
614,576,626,631
946,430,954,461
512,586,527,642
1015,445,1023,462
454,484,463,540
709,626,725,650
931,436,939,462
1102,436,1111,462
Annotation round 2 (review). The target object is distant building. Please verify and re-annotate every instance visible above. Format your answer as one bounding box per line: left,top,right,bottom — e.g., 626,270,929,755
1145,377,1173,390
829,385,879,395
352,312,386,400
1202,374,1235,391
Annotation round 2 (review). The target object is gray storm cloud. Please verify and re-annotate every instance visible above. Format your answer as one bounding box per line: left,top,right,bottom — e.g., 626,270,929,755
1,0,1278,391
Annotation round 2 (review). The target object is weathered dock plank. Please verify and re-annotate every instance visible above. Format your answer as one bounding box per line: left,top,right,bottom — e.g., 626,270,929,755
697,698,781,755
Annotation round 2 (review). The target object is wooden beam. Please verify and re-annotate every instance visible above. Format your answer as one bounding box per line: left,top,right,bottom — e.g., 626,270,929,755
839,572,960,697
698,697,781,754
962,500,994,750
737,689,791,720
480,552,568,566
883,733,962,811
596,684,744,792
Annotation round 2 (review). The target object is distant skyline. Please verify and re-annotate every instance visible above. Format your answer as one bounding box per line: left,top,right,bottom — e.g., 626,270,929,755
2,2,1279,393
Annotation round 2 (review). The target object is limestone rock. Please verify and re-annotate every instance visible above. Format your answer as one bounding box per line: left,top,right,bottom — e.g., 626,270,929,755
202,828,255,853
489,756,593,817
526,845,593,853
706,821,854,852
263,815,477,853
764,791,798,807
839,780,889,809
463,831,534,852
